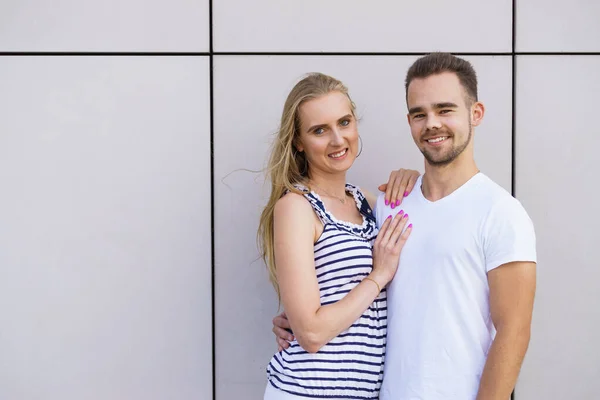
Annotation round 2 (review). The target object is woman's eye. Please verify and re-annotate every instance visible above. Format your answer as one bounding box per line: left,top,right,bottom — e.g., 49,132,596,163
314,127,325,135
340,119,350,127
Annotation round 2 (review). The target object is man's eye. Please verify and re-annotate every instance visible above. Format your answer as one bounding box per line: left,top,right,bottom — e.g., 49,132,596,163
413,114,425,119
440,109,452,114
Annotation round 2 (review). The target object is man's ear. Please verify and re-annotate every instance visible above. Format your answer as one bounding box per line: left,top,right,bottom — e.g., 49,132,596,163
471,101,485,127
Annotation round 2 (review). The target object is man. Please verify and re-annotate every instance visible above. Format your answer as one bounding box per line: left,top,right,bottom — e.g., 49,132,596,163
273,53,537,400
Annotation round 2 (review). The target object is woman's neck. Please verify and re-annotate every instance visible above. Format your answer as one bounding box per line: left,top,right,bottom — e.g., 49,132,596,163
308,170,347,199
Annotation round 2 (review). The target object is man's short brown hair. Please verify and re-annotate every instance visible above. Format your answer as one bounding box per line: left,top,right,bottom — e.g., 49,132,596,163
405,53,478,104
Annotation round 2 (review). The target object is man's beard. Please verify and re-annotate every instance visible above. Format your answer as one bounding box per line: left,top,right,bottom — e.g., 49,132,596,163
421,120,472,166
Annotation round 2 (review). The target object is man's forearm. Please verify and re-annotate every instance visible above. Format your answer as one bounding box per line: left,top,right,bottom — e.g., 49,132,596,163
476,329,530,400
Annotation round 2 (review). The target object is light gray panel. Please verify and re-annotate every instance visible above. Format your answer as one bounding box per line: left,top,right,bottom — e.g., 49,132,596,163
515,56,600,399
517,1,600,51
213,55,512,399
214,1,511,52
0,56,212,400
0,0,209,51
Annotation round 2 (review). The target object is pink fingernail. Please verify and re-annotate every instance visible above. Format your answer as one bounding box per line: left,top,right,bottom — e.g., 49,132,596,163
387,214,392,219
391,202,395,209
397,210,404,215
404,191,409,197
404,213,409,218
385,199,389,206
408,223,413,228
395,200,401,207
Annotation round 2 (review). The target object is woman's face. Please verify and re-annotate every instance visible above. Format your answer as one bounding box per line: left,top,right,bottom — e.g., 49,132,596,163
295,91,359,177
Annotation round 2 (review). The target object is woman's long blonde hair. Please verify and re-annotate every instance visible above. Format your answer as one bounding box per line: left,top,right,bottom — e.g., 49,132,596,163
257,72,356,301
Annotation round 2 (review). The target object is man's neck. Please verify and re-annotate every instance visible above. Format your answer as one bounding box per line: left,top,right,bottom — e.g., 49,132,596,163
421,157,479,202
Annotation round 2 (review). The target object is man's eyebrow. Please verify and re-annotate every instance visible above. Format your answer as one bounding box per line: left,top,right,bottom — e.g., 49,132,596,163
433,102,459,109
409,103,459,114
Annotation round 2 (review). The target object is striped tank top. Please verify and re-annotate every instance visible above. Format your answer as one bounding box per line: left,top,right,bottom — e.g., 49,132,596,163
267,183,387,399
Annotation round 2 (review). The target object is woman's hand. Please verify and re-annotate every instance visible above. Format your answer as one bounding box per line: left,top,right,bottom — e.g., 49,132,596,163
377,168,421,209
370,210,412,287
272,312,293,352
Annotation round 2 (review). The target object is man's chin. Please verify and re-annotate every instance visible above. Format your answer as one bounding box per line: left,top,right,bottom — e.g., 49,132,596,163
424,153,455,166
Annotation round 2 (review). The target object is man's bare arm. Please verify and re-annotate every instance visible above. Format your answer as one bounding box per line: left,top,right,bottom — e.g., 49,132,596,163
476,261,536,400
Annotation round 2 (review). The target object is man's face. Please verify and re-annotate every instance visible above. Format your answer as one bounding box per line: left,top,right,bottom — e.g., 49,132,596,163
406,72,481,166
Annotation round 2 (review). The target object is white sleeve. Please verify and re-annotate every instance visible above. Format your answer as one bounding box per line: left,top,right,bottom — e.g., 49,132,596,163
483,196,537,272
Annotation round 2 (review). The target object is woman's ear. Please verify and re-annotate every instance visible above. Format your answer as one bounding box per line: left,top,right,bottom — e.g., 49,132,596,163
294,138,304,153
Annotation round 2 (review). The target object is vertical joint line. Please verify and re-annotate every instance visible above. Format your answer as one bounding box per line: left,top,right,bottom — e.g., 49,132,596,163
511,0,517,202
510,0,517,399
511,56,516,199
209,0,215,400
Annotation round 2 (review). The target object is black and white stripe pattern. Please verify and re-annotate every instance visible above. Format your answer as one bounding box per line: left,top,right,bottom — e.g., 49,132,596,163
267,184,386,399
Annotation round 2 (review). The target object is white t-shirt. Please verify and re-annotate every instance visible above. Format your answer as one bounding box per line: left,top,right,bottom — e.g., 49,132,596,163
376,173,536,400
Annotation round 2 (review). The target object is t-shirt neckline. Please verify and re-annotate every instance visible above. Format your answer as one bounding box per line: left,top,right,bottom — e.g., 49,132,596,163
415,172,485,206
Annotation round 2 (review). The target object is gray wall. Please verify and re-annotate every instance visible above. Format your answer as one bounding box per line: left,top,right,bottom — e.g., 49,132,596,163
0,1,598,399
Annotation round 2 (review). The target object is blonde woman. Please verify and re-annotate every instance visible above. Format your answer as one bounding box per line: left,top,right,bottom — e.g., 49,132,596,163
258,73,418,399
